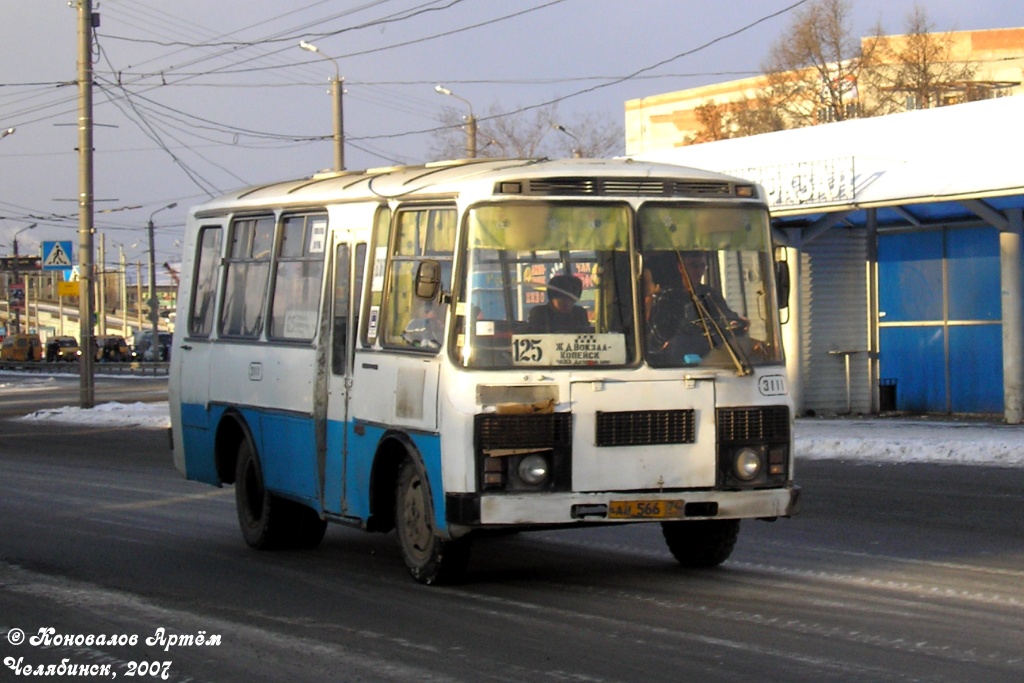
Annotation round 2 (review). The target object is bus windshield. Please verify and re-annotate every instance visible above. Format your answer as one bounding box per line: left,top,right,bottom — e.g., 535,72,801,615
453,201,782,371
638,204,783,372
455,202,635,369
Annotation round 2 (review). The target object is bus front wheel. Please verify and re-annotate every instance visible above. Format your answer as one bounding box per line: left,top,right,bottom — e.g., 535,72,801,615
661,519,740,568
395,458,470,585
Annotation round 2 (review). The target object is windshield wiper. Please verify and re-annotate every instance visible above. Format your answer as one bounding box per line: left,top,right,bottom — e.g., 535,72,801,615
677,254,752,376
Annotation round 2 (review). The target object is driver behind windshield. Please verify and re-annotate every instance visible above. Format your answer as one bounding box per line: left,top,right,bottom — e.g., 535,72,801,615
527,274,592,334
644,251,749,363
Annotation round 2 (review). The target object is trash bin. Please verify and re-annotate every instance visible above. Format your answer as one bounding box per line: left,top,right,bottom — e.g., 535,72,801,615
879,378,897,412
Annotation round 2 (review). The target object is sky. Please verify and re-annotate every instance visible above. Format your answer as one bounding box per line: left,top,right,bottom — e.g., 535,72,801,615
1,0,1021,271
4,373,1022,466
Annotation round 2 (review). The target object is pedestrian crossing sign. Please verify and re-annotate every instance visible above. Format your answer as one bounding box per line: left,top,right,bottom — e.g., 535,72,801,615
42,241,73,270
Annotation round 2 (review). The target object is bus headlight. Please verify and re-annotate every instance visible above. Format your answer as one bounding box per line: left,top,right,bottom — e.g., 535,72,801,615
733,448,763,481
517,454,550,486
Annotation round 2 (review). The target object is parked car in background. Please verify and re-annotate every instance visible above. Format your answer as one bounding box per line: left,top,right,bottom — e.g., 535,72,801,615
50,335,81,362
131,330,173,362
94,335,130,362
1,333,43,362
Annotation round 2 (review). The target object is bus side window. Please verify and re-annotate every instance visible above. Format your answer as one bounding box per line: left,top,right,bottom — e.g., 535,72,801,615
220,216,274,338
363,209,391,347
383,208,455,350
331,243,350,375
352,243,366,351
189,226,222,338
269,214,327,341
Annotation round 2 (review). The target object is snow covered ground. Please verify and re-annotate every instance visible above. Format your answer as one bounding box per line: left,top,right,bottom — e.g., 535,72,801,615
10,394,1023,468
20,400,172,430
795,416,1024,467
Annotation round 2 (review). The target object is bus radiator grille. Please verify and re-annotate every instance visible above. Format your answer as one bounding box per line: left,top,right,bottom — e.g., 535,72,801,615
717,406,791,442
474,413,572,450
595,410,695,447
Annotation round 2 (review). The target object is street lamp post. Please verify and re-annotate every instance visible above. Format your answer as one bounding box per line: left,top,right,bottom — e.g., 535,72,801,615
11,222,36,335
299,41,345,172
435,85,477,159
554,124,584,158
147,203,176,360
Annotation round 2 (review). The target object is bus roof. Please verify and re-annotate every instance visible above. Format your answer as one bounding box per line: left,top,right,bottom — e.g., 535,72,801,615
189,157,760,215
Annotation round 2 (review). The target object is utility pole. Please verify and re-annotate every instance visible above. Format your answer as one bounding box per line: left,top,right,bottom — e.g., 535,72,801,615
148,202,176,360
97,233,106,335
118,243,127,335
10,222,35,335
332,73,345,171
77,0,96,407
136,262,143,331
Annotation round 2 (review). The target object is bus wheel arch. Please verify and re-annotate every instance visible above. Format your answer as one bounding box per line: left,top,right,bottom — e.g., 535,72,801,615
219,412,326,550
366,434,410,533
213,410,249,485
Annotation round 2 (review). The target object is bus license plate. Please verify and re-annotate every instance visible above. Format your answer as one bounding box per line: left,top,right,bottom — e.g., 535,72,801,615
608,500,685,519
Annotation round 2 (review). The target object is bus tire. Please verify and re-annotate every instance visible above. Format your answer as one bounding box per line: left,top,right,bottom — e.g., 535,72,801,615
661,519,740,568
395,457,470,585
234,438,290,550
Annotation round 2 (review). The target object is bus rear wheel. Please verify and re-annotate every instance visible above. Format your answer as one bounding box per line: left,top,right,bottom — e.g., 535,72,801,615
661,519,740,568
395,458,470,585
235,438,326,550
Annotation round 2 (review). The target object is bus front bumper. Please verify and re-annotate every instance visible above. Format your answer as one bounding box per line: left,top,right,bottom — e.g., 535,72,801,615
446,485,800,527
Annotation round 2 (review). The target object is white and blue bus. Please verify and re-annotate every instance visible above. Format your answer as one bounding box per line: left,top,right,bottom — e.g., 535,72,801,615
169,158,799,584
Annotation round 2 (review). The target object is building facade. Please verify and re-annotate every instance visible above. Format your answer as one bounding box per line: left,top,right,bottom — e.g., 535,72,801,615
626,27,1024,156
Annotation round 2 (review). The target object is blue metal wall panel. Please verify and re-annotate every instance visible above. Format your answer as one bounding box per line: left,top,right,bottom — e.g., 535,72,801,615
879,326,947,412
878,231,943,322
949,325,1003,413
948,227,1000,321
878,227,1005,414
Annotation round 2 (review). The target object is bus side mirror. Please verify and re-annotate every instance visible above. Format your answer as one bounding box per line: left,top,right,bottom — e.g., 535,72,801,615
415,259,441,300
774,248,790,310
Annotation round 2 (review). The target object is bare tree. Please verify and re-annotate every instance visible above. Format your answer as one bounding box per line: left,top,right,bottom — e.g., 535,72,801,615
430,102,623,161
864,4,979,111
760,0,885,126
685,101,731,145
687,1,991,145
728,93,789,136
685,94,787,146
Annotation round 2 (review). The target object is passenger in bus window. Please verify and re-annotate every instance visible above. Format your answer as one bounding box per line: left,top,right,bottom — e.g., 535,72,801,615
645,251,749,360
527,274,592,334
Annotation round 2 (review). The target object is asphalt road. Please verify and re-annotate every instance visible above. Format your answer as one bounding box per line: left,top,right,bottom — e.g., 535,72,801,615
0,378,1022,682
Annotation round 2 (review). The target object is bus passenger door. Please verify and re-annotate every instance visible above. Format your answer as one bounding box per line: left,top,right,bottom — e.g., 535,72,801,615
322,242,365,517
